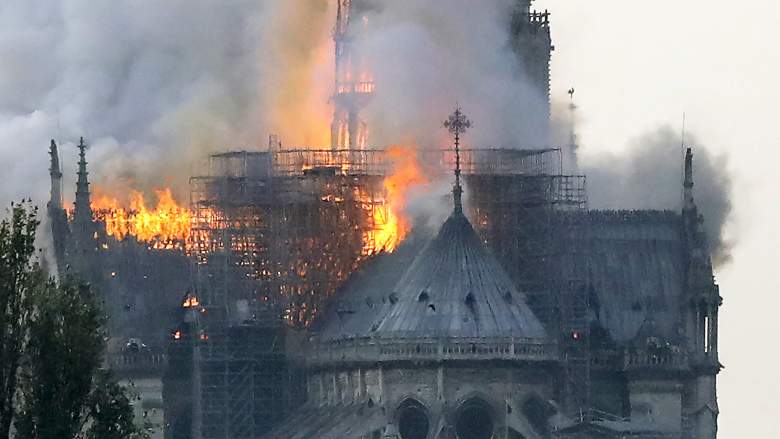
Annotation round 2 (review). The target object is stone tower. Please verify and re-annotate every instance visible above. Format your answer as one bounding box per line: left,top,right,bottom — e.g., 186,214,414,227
47,139,70,274
69,137,99,278
681,148,722,437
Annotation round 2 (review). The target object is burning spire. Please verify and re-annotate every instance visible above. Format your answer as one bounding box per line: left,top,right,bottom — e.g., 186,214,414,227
331,0,374,150
444,105,471,213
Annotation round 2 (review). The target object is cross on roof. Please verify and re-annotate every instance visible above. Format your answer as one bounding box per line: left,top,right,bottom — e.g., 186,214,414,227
443,105,472,213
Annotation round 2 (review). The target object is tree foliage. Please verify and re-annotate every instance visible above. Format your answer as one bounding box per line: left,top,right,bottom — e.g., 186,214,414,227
85,370,148,439
0,202,39,439
0,202,146,439
14,277,105,439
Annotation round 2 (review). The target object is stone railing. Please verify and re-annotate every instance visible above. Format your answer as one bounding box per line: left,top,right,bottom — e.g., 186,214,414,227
623,349,688,370
107,351,168,375
591,348,691,372
555,409,681,439
305,337,557,367
590,349,622,369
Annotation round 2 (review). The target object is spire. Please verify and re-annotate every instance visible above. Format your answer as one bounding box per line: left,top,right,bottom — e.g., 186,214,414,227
683,147,695,211
48,139,62,210
567,87,579,171
74,137,93,224
443,105,471,213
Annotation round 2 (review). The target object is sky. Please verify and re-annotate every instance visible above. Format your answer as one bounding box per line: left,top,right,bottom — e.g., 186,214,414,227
541,0,780,435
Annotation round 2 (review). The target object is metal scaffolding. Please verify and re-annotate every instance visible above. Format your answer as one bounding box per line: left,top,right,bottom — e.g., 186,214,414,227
185,146,591,437
188,149,395,439
465,155,590,415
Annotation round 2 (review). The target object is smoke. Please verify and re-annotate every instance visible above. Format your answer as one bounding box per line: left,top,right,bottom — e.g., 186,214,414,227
1,1,733,267
0,0,548,208
358,0,549,148
259,0,334,147
0,0,333,207
581,127,734,266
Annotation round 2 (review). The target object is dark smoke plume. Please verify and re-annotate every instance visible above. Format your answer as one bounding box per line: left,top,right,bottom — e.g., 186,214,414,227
581,127,734,266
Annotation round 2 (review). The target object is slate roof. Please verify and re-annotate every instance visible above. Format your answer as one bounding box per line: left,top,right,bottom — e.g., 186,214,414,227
319,210,547,341
263,401,387,439
585,211,685,343
318,209,687,345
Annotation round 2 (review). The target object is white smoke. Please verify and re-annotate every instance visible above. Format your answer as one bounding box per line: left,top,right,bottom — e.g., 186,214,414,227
361,0,548,148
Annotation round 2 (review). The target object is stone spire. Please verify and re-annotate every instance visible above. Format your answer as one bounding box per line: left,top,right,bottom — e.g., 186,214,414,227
683,147,695,212
47,139,70,274
679,150,721,438
73,137,93,225
443,106,471,213
48,139,62,210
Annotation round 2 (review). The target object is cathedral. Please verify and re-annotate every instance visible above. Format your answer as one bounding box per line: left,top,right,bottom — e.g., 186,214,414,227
45,1,723,438
258,113,722,439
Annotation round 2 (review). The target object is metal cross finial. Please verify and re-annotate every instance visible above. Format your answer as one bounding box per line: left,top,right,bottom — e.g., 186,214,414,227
443,105,471,213
77,136,88,155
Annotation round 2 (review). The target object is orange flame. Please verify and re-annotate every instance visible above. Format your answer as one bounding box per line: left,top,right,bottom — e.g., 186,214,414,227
92,188,191,249
367,145,428,254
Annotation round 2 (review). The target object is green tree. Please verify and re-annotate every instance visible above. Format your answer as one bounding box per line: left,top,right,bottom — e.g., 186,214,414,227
0,202,39,439
86,370,149,439
14,277,105,439
0,202,146,439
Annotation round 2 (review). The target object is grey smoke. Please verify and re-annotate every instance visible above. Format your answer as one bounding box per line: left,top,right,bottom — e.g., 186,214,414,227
0,0,322,206
0,1,734,268
582,127,734,266
360,0,548,148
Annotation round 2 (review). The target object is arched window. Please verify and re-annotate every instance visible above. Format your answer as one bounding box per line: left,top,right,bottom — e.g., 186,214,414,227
455,398,494,439
398,399,429,439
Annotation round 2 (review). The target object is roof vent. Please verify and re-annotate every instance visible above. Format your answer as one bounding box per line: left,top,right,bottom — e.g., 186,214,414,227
465,292,476,307
504,291,513,303
418,290,430,302
389,293,399,304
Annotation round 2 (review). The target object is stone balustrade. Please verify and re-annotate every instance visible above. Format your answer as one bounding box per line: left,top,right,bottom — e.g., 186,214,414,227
305,337,558,366
623,349,688,370
107,351,168,375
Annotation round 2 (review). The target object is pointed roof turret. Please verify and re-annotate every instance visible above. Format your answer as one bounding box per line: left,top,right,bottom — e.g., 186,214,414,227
48,139,63,210
73,137,93,224
317,108,547,341
370,210,547,338
367,107,546,339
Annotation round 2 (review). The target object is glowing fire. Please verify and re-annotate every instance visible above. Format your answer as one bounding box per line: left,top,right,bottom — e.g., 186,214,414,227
367,145,428,254
92,188,191,249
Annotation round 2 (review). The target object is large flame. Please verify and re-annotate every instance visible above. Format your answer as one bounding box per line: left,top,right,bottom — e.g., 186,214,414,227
92,188,191,249
367,145,428,254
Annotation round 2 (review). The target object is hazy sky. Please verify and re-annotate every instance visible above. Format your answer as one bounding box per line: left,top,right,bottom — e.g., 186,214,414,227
541,0,780,435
